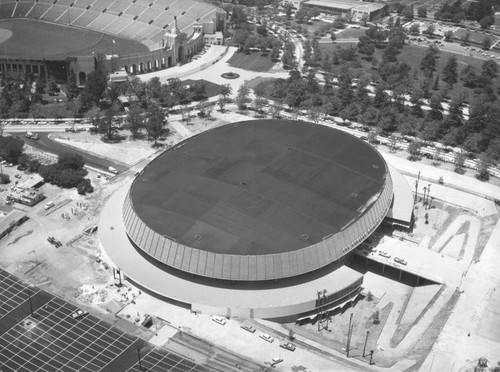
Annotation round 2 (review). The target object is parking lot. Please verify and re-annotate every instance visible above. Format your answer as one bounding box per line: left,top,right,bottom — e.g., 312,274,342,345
0,269,215,372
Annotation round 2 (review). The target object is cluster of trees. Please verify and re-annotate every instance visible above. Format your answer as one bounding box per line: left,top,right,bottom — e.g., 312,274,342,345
39,153,93,194
261,23,500,164
434,0,496,28
0,136,24,164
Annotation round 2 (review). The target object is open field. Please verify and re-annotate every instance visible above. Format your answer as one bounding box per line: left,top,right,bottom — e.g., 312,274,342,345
227,50,276,72
0,19,147,59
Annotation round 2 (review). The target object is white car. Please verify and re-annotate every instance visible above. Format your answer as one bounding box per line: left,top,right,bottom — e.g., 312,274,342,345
71,309,88,319
44,201,54,210
260,333,274,343
271,357,283,366
212,316,226,325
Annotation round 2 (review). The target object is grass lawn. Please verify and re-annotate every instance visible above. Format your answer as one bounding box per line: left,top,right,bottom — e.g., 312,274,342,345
227,50,277,72
453,28,493,44
183,79,222,99
335,28,365,39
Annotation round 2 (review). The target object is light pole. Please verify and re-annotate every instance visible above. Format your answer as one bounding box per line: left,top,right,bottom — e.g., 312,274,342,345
369,350,374,365
363,330,370,357
426,184,431,209
137,346,143,371
346,313,353,357
27,286,34,317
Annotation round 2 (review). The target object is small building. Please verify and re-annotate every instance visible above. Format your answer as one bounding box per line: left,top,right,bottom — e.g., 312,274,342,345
7,174,45,207
289,0,388,21
7,188,45,207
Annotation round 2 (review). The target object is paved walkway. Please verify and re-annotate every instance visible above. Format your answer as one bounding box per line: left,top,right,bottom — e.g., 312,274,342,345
419,217,500,372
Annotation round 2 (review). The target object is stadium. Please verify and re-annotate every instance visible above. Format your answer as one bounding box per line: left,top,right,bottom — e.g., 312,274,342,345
100,119,414,322
0,0,226,85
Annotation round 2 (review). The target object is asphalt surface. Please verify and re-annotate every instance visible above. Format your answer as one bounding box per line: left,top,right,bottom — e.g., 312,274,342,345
13,132,128,174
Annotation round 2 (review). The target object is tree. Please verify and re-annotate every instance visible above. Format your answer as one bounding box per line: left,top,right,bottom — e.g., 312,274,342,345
428,94,443,121
270,101,283,118
444,30,453,42
401,6,414,20
454,151,466,173
408,140,422,160
420,45,440,77
442,56,458,87
461,32,471,46
284,3,293,19
481,60,498,79
99,107,120,142
145,103,167,146
127,103,144,140
423,23,435,37
476,155,491,181
461,64,478,88
236,83,251,110
479,15,494,29
0,173,10,184
80,67,107,109
0,136,24,164
417,7,427,18
482,37,492,50
409,23,420,35
190,81,207,101
77,179,94,195
357,35,375,60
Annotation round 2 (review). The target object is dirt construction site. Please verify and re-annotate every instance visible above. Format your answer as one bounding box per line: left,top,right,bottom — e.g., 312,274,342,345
2,98,500,371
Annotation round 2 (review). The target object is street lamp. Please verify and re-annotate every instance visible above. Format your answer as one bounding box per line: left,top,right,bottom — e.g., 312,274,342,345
363,330,370,357
346,313,353,357
136,346,143,371
27,285,34,317
369,350,374,365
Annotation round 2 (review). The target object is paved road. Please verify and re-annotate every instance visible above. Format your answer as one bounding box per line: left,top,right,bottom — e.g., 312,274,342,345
12,132,128,173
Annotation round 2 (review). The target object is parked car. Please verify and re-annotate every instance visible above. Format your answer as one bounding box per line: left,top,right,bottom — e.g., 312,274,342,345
211,316,226,326
394,257,407,265
279,342,296,351
260,333,274,343
378,251,391,259
271,357,283,366
71,309,88,319
44,201,54,210
240,324,256,333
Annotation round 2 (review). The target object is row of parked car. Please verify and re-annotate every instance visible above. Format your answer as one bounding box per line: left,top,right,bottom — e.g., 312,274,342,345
211,316,296,365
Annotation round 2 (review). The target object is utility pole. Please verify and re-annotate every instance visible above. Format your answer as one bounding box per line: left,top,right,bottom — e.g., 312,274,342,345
316,291,322,332
346,313,353,357
414,171,421,205
137,347,143,371
363,330,370,357
27,287,34,316
426,184,431,208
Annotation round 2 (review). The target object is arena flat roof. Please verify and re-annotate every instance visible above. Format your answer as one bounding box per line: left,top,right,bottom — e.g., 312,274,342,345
130,120,386,255
125,120,393,281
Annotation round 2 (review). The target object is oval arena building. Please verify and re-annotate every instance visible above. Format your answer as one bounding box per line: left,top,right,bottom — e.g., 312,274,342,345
101,119,407,321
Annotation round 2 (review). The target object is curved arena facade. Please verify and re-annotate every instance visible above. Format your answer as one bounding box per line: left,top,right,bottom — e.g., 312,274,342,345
124,120,394,282
99,120,403,321
0,0,225,85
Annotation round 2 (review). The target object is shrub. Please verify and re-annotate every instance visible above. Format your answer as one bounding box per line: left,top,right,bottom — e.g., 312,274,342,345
0,173,10,184
77,179,94,195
